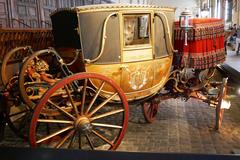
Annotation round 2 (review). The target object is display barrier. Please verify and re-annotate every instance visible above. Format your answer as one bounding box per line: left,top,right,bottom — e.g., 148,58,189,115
0,28,54,61
0,147,239,160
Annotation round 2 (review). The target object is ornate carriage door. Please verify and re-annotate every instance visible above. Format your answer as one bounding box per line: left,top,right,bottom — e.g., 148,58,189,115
120,13,155,97
0,0,9,28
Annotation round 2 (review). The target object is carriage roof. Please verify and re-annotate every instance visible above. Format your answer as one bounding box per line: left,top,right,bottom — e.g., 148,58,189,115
51,4,176,15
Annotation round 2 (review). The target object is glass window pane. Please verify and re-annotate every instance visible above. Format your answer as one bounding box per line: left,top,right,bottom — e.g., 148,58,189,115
123,14,150,46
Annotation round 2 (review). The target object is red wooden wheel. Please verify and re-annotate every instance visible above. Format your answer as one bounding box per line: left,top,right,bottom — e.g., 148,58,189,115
30,73,128,150
142,100,159,123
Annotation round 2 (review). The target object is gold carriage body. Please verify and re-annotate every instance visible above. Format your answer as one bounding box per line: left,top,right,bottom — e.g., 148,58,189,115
51,4,176,101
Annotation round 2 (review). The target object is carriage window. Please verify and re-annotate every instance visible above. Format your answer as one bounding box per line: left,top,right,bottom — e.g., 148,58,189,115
123,14,150,46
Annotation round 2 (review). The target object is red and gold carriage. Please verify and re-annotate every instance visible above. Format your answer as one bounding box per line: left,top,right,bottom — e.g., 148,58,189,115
0,4,229,150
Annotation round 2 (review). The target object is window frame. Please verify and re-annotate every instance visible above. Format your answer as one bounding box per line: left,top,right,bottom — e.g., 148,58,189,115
122,12,152,51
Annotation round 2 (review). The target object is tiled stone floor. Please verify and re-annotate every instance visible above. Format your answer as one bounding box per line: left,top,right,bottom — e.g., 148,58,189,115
1,96,240,154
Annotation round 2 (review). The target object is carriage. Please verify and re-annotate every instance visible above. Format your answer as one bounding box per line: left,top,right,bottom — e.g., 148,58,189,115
0,4,229,150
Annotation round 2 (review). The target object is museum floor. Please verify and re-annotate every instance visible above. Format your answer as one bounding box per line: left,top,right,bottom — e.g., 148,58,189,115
0,49,240,155
0,95,240,154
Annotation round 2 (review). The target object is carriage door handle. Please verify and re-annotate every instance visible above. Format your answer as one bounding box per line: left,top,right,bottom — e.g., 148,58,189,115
120,64,129,70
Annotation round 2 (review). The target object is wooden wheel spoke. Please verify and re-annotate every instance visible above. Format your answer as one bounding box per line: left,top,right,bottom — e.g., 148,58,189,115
88,92,118,117
151,104,157,118
147,104,151,113
55,130,75,148
85,134,94,150
81,79,88,115
78,132,82,149
85,81,105,114
92,130,114,146
151,111,154,118
68,131,76,149
10,113,26,123
16,114,29,131
150,105,154,118
64,85,79,117
35,56,40,61
92,123,122,129
90,109,124,121
8,109,29,117
151,110,154,118
37,119,74,124
47,100,76,120
36,126,73,144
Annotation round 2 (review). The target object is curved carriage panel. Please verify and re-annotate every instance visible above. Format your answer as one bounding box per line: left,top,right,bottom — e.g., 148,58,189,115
79,11,121,63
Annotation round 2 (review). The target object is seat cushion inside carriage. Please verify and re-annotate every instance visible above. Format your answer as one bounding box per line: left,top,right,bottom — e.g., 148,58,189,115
174,18,225,69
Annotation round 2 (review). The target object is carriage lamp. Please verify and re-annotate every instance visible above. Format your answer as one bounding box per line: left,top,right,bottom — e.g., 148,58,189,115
179,8,193,46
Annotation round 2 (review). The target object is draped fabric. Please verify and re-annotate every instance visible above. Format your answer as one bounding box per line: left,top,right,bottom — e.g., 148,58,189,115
174,18,225,69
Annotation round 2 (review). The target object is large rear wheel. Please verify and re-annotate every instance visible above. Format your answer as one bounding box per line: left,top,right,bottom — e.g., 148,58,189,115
30,73,128,150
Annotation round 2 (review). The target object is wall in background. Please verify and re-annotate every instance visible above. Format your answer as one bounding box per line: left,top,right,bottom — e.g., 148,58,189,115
150,0,198,20
0,0,232,28
0,0,116,28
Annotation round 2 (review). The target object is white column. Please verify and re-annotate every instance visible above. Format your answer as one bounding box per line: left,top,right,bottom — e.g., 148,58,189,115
220,0,225,19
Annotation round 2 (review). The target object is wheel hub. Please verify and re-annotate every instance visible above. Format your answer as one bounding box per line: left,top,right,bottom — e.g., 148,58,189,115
74,116,92,134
